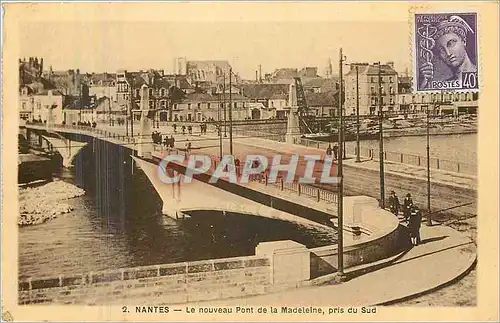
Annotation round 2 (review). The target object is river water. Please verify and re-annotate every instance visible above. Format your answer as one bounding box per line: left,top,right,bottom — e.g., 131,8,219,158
345,133,477,163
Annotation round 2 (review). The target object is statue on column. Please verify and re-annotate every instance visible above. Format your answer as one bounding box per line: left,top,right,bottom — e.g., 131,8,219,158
137,84,153,158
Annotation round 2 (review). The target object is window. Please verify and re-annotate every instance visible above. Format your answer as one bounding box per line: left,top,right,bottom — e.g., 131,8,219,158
149,101,154,109
207,103,211,109
22,102,26,110
148,89,153,96
188,103,191,110
389,77,393,83
371,77,375,83
135,89,140,97
389,87,394,94
161,100,166,109
421,95,425,103
161,88,166,96
234,102,237,109
390,97,394,104
197,103,201,109
174,103,178,110
370,86,375,95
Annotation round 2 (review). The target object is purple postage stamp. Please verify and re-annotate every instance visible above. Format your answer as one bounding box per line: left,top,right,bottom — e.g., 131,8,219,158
414,12,478,92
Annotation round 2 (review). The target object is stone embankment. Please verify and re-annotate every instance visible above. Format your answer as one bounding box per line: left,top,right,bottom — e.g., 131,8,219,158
18,180,85,226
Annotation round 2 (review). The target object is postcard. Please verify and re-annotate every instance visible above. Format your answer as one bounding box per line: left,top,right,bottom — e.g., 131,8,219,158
1,1,498,322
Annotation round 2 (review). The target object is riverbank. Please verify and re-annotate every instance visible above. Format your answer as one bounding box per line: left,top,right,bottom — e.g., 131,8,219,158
18,180,85,226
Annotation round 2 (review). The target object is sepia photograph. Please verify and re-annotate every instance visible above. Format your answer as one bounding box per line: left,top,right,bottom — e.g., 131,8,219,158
1,1,498,322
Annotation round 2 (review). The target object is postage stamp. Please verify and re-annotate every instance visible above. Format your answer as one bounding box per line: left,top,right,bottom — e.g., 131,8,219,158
414,12,479,92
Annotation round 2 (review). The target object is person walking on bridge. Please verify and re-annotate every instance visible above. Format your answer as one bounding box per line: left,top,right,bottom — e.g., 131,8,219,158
408,206,422,246
403,193,414,223
326,144,333,158
332,143,339,160
388,191,400,217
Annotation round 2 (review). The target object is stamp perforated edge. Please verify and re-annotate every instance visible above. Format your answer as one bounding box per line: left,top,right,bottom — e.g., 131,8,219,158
409,6,481,94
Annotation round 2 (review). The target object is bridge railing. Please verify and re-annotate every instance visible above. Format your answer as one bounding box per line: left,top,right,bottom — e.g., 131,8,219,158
299,137,477,176
151,149,339,205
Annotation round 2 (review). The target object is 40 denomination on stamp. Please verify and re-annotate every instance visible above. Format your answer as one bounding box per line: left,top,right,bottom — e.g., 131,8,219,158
414,12,479,92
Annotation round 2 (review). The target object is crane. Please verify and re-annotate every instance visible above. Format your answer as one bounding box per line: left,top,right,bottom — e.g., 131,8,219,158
293,77,313,134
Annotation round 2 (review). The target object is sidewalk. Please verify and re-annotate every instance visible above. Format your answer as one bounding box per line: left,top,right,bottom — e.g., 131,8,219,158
172,224,476,307
233,137,477,191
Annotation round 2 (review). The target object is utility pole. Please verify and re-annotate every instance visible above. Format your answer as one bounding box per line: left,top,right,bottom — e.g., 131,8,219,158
130,79,134,138
337,47,345,281
79,83,82,122
378,62,385,209
229,67,233,156
223,73,227,138
355,65,361,163
426,103,432,225
218,92,223,160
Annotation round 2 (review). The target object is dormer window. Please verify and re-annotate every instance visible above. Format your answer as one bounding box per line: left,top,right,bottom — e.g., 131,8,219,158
160,88,166,96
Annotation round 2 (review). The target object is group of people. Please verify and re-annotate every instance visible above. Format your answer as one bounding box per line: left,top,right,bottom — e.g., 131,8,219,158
172,124,193,135
388,191,422,246
326,143,339,160
151,131,175,149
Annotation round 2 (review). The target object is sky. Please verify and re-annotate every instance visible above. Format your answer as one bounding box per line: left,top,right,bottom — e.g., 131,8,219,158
18,10,412,79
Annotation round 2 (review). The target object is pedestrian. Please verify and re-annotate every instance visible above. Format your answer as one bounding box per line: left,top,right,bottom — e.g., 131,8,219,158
326,144,332,157
173,124,177,133
408,206,422,246
170,135,175,149
403,193,414,222
182,125,186,135
188,125,192,135
388,190,400,217
235,158,241,177
332,143,339,160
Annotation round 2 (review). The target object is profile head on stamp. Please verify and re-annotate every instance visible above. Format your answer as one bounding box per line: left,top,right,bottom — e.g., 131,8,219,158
433,16,476,71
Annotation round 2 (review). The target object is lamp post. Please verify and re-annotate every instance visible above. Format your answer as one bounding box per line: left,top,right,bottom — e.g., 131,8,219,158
378,62,385,209
337,47,346,281
223,73,227,138
218,92,223,160
355,65,361,163
426,103,431,225
229,67,233,156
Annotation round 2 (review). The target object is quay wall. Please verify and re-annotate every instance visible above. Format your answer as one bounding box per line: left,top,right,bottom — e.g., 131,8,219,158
19,255,271,305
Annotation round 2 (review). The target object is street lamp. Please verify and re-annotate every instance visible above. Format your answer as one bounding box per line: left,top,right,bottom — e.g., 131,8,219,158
337,47,346,282
377,62,385,209
425,90,444,226
355,65,361,163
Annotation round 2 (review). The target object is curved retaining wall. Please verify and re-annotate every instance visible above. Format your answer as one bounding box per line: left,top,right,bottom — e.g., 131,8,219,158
310,196,402,278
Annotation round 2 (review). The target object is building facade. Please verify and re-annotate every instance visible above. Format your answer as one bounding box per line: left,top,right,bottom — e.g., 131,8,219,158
19,86,64,123
344,62,399,116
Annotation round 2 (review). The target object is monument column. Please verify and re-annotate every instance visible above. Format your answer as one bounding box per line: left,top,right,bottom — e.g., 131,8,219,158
285,83,301,144
137,84,153,158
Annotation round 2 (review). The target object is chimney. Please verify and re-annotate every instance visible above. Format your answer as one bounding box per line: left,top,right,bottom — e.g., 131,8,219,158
255,70,258,82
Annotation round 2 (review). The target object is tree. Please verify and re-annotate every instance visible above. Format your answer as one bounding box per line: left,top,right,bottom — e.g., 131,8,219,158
167,86,186,121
